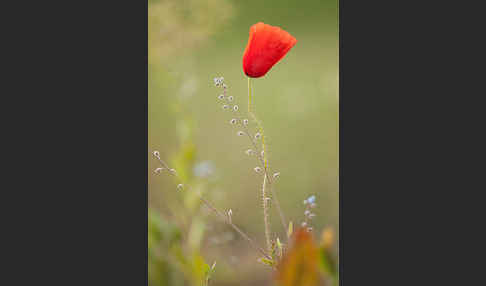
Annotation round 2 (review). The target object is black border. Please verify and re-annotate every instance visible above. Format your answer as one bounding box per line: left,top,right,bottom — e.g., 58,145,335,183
7,1,149,284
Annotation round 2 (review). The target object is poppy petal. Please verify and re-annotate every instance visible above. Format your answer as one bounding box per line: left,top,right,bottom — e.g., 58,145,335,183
243,22,297,78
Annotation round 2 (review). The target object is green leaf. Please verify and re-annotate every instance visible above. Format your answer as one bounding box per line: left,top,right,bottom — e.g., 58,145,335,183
287,221,293,238
202,263,211,277
319,247,337,276
276,237,284,258
258,257,275,267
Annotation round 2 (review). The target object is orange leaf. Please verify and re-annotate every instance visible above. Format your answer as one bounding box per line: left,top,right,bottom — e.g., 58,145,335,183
275,228,320,286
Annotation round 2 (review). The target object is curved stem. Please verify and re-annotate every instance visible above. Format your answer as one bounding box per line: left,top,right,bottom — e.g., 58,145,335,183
247,78,287,237
248,77,271,251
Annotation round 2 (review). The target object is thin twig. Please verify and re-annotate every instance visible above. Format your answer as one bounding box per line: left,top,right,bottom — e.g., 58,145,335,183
153,153,271,260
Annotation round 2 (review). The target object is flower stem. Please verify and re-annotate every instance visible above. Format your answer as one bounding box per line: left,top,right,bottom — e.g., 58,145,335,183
248,77,271,250
249,77,275,251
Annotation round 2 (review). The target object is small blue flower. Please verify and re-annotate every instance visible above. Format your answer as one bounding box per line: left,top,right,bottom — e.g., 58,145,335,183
307,195,316,204
193,161,215,178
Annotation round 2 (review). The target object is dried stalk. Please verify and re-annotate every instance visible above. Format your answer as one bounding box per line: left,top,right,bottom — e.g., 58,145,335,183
153,153,271,260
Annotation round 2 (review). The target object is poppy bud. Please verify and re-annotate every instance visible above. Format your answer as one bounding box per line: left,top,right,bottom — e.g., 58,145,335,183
242,22,297,78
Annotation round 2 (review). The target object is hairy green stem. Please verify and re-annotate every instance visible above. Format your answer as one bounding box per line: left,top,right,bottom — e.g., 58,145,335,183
247,78,287,236
248,77,271,251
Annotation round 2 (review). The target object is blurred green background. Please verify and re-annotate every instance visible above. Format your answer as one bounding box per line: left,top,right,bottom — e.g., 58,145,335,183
148,0,338,285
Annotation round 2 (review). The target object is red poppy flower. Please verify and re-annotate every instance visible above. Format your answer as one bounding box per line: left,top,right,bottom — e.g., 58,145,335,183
242,22,297,78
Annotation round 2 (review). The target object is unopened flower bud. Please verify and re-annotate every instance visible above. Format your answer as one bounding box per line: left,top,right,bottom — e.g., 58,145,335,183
228,96,234,101
223,105,229,110
273,172,280,179
218,94,224,100
245,149,254,156
154,167,164,174
169,168,176,174
233,105,239,111
177,184,183,191
243,119,248,125
237,131,245,136
255,133,261,139
153,151,160,158
227,209,233,221
214,77,224,87
254,167,262,173
230,118,237,124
